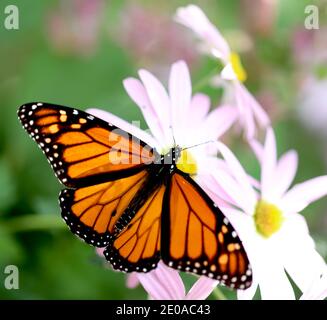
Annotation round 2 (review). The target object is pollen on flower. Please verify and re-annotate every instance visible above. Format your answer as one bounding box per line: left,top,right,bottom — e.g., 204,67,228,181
230,52,247,82
176,150,197,175
254,200,283,238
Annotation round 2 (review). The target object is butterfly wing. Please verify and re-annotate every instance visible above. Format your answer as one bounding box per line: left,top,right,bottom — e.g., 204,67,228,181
161,171,252,289
59,170,149,246
104,180,165,273
18,102,155,188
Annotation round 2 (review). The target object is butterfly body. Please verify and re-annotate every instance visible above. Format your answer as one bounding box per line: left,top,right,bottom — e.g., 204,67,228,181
18,102,252,289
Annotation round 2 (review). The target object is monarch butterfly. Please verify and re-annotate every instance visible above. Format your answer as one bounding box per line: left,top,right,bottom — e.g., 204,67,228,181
18,102,252,290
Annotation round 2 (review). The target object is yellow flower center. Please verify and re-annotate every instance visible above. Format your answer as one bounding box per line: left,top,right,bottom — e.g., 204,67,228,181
230,52,247,82
176,150,197,175
254,200,283,238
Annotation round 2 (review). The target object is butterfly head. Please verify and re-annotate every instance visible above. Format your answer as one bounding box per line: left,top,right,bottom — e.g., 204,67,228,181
158,146,197,175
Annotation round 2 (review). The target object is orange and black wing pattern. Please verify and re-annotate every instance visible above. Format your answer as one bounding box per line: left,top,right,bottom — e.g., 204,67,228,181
104,183,165,272
161,171,252,289
59,170,149,246
18,102,155,188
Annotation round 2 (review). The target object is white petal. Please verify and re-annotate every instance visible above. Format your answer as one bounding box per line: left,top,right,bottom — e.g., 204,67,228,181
221,63,238,80
258,262,295,300
281,175,327,213
237,281,258,300
279,214,326,293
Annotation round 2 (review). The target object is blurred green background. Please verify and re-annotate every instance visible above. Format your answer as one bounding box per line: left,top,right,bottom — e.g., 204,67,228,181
0,0,326,299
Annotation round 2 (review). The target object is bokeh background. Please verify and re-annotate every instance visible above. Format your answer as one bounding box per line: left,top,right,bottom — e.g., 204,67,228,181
0,0,326,299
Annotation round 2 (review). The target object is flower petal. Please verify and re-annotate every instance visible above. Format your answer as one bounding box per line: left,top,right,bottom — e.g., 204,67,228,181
258,261,296,300
169,61,192,144
260,127,277,200
272,150,298,199
137,261,185,300
204,105,237,139
175,5,230,61
126,273,140,289
221,63,238,80
216,142,257,211
138,69,173,146
249,139,264,164
86,108,159,149
185,277,218,300
123,78,164,149
189,93,210,123
300,268,327,300
281,175,327,213
279,214,326,294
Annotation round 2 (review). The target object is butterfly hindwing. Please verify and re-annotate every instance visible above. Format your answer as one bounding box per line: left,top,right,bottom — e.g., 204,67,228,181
161,171,252,289
104,182,165,273
59,170,149,246
18,102,155,188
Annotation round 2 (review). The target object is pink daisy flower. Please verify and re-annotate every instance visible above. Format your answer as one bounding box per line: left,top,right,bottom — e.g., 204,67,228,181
175,4,270,139
89,60,238,297
202,128,327,299
88,60,237,176
137,261,218,300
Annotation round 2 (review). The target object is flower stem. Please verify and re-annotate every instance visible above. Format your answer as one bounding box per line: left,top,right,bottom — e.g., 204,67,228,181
2,214,66,233
193,67,220,92
212,286,227,300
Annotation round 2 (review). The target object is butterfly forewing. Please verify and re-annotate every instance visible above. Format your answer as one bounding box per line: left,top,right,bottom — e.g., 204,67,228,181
161,171,252,289
18,102,155,188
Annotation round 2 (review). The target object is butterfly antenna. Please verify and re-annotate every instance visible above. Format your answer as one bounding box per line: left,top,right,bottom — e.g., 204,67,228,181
182,140,215,151
169,125,176,147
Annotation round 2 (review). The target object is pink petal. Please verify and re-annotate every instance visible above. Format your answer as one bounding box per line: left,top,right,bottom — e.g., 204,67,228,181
211,169,256,214
189,93,210,122
238,83,270,128
126,273,140,289
249,139,264,164
86,108,158,149
204,105,237,139
95,247,105,257
137,261,185,300
175,5,230,61
281,175,327,213
260,127,277,200
198,173,235,208
234,82,257,139
216,142,257,210
123,78,165,149
185,277,218,300
138,69,172,143
169,60,192,131
272,150,298,199
234,82,270,139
